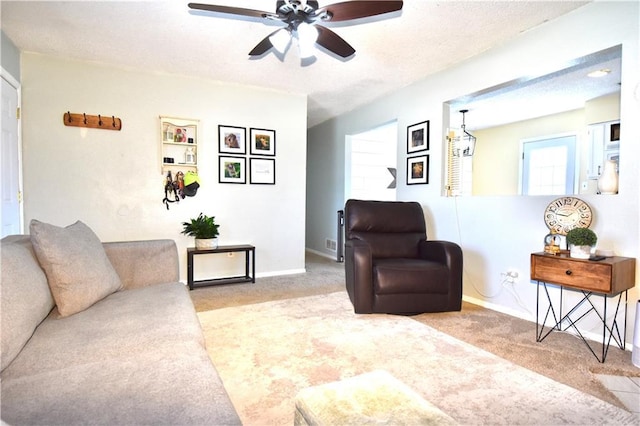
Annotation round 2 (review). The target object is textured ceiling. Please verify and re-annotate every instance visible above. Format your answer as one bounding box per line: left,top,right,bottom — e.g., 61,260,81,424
1,1,589,127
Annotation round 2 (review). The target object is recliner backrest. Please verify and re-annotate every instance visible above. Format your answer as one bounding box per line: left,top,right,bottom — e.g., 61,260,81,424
344,199,426,259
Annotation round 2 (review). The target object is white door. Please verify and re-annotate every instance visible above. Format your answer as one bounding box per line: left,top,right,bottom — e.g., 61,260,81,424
521,135,576,196
1,76,22,237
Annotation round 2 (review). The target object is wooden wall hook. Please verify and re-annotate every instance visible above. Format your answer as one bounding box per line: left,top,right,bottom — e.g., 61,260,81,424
63,111,122,131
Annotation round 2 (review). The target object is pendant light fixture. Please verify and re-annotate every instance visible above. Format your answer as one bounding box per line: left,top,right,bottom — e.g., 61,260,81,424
460,109,477,157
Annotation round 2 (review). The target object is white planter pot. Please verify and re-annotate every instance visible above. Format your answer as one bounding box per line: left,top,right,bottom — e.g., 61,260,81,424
569,244,593,259
195,238,218,249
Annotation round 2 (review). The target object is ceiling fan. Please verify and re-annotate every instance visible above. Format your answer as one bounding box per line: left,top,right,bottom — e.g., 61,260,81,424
188,0,403,59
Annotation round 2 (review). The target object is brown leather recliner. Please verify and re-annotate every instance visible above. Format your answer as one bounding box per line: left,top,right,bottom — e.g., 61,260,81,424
344,199,463,314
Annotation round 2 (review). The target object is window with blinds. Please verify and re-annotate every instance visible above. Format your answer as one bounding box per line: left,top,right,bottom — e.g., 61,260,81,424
445,128,473,196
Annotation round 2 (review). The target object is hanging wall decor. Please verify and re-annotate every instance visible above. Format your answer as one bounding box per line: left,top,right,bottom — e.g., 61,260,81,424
219,156,246,184
407,120,429,154
160,116,199,175
407,155,429,185
249,128,276,156
250,158,276,185
219,125,247,155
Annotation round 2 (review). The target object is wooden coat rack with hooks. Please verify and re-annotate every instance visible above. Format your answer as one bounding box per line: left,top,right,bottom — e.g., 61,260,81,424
63,111,122,131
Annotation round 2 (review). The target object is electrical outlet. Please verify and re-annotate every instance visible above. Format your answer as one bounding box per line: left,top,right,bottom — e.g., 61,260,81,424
504,269,520,284
227,252,234,258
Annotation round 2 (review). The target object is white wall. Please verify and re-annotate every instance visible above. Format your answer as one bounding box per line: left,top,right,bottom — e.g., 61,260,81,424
306,2,640,345
21,53,308,280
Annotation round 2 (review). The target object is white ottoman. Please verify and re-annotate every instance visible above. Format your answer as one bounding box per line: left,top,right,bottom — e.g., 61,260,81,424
294,370,457,425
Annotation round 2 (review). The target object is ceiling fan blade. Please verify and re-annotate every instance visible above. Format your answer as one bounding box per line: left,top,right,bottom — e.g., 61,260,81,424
249,36,273,57
315,25,355,58
249,28,288,56
320,0,403,22
188,3,277,19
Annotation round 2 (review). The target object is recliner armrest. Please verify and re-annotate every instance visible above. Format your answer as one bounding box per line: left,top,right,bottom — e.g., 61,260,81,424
345,239,374,313
419,240,463,310
419,240,462,270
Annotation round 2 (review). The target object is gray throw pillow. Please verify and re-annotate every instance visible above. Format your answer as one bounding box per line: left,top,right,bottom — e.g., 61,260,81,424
29,220,123,317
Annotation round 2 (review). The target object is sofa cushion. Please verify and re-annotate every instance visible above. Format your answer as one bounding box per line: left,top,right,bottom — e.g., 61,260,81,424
29,220,123,317
1,281,242,425
0,282,203,379
0,236,55,372
1,347,241,425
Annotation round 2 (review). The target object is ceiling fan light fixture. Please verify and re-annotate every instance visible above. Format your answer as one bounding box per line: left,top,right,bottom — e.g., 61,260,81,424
297,22,319,59
188,1,404,61
269,28,292,54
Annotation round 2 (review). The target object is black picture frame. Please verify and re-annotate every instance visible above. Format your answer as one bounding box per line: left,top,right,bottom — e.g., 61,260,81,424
219,156,246,184
407,155,429,185
250,158,276,185
219,125,247,155
249,128,276,156
407,120,429,154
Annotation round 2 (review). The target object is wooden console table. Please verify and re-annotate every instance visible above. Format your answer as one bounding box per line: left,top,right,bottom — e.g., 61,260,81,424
187,245,255,290
530,252,636,362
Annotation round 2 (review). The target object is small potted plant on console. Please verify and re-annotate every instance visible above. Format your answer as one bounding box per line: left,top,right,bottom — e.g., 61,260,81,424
181,213,220,249
566,227,597,259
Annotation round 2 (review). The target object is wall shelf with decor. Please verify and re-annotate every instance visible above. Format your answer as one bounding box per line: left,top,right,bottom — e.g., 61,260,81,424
160,116,199,174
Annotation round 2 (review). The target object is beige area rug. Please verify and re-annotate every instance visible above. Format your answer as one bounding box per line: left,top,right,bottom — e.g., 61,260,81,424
198,291,637,425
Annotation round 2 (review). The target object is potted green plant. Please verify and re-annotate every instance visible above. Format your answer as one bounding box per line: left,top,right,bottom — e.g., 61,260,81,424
181,213,220,249
566,227,597,259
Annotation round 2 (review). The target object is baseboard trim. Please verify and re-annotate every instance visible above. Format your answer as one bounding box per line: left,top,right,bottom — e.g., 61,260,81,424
305,248,338,261
256,268,306,279
463,295,535,323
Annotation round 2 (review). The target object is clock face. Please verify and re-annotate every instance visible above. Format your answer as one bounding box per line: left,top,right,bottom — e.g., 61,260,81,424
544,197,593,235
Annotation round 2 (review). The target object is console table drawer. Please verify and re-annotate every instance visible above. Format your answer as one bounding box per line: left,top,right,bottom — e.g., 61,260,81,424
531,256,609,291
530,253,635,295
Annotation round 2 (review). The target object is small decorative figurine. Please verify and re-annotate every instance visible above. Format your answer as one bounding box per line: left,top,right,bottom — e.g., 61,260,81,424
544,230,561,255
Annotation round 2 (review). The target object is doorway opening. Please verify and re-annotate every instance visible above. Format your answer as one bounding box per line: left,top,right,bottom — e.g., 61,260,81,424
345,121,398,202
1,74,22,237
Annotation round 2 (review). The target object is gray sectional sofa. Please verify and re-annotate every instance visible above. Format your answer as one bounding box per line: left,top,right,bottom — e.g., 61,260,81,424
1,222,241,425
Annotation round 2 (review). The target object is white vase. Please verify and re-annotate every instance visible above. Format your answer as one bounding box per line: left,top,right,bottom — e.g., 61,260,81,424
569,244,593,259
195,238,218,249
597,160,618,194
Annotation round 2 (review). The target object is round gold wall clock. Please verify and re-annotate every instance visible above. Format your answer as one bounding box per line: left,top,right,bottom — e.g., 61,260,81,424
543,197,593,235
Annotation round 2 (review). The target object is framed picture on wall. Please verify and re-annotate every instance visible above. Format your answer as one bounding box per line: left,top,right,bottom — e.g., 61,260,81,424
219,156,246,184
407,155,429,185
249,128,276,156
407,120,429,154
219,125,246,155
250,158,276,185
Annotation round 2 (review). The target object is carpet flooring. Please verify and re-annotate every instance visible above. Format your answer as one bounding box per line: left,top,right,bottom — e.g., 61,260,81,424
189,252,640,419
197,292,637,425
